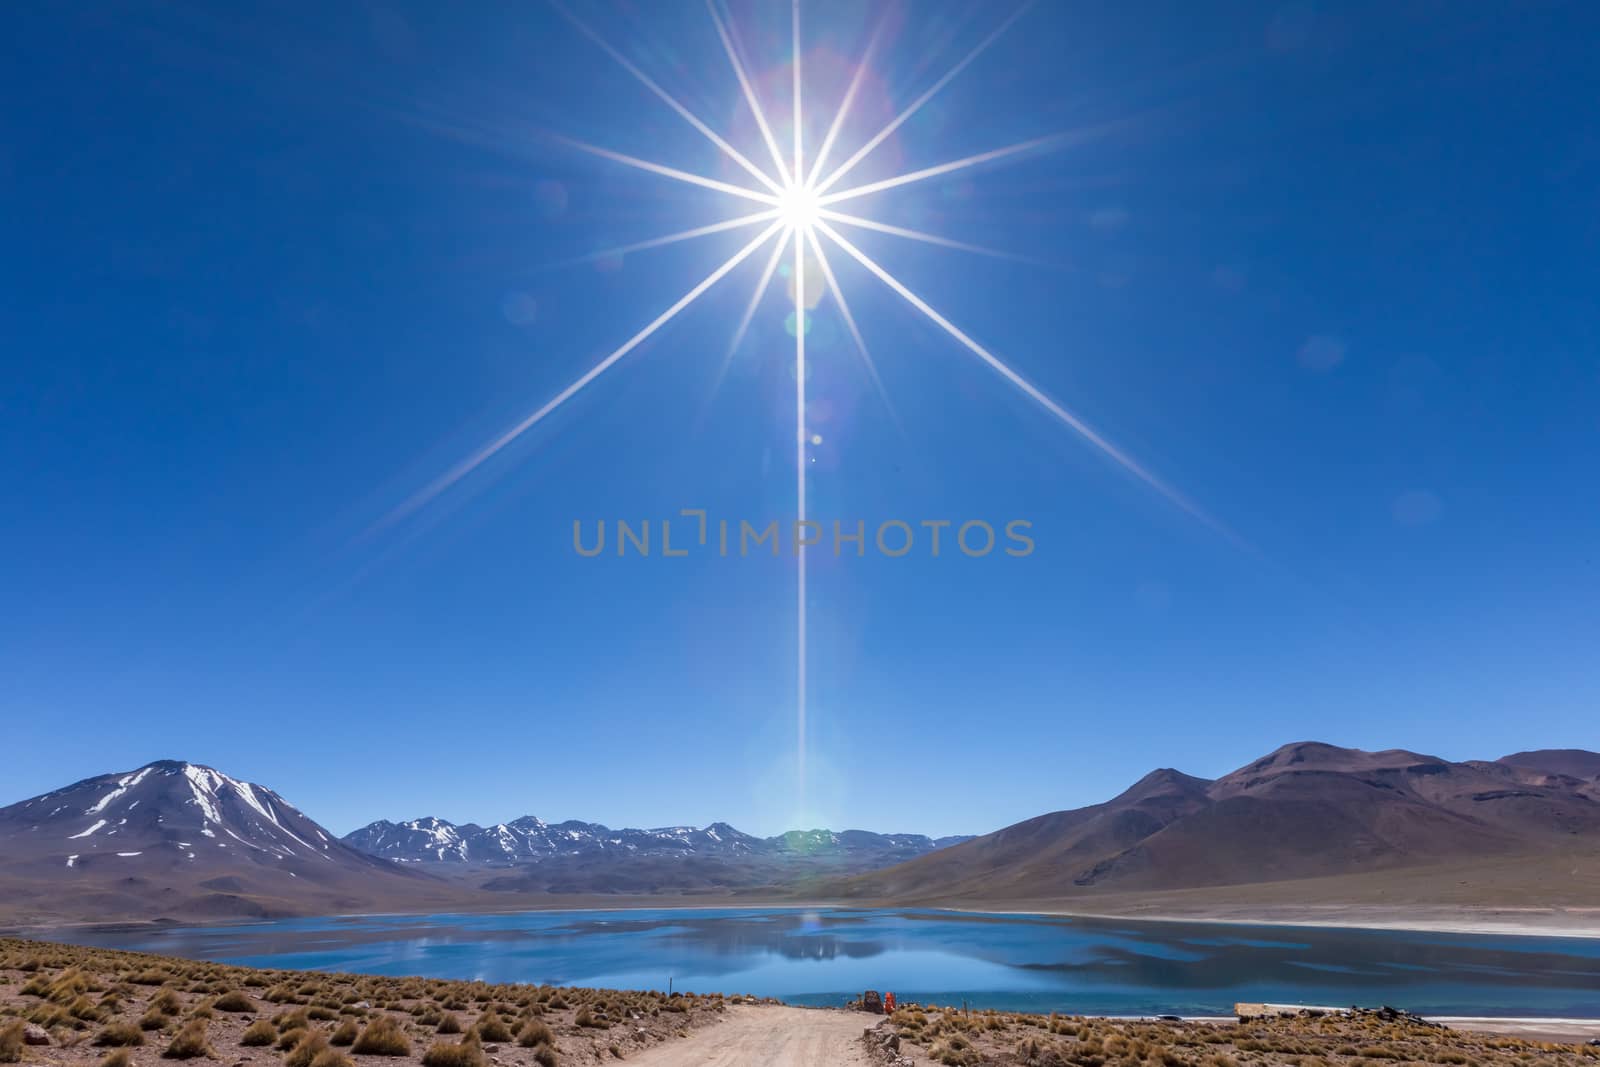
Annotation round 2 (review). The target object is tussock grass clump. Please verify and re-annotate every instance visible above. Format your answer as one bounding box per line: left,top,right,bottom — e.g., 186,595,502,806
95,1022,147,1047
435,1013,461,1035
517,1020,554,1048
100,1048,135,1067
472,1012,513,1043
0,1020,26,1065
283,1031,328,1067
310,1050,353,1067
162,1019,214,1060
574,1007,609,1030
351,1015,410,1056
241,1019,278,1046
328,1019,359,1046
276,1028,308,1051
421,1035,485,1067
212,991,255,1014
274,1008,310,1033
149,991,183,1017
532,1045,558,1067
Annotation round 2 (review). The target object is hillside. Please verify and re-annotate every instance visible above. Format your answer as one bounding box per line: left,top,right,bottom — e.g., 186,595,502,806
825,742,1600,913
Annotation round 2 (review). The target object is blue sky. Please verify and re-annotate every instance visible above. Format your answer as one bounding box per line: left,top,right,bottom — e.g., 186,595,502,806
3,1,1597,839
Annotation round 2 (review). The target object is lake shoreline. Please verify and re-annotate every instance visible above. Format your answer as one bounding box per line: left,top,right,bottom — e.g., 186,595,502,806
12,897,1600,942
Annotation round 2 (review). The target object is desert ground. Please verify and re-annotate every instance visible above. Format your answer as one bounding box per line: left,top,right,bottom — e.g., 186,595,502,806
6,938,1600,1067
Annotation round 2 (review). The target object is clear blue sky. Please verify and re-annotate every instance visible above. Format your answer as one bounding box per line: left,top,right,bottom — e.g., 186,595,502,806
3,1,1596,839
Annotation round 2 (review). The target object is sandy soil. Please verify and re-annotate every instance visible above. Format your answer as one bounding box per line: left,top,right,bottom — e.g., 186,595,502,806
619,1005,872,1066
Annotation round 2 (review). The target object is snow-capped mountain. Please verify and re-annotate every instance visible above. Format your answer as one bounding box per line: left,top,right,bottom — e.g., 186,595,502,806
0,760,431,921
342,814,966,866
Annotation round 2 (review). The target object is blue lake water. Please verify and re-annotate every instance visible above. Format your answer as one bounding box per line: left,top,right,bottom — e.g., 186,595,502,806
58,908,1600,1018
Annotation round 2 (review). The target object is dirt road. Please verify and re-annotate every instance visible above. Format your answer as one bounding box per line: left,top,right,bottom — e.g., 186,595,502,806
623,1004,876,1066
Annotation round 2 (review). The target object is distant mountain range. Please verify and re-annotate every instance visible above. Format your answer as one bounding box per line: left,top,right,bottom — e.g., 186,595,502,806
0,760,966,923
341,815,969,867
1,744,1595,925
827,742,1600,906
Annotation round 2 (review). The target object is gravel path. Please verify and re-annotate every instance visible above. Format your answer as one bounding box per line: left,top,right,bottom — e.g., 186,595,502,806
622,1005,876,1066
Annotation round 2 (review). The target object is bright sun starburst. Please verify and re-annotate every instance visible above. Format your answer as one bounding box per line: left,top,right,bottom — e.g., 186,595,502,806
383,0,1234,817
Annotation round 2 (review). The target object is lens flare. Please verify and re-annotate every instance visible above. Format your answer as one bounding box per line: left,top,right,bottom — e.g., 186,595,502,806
382,0,1241,815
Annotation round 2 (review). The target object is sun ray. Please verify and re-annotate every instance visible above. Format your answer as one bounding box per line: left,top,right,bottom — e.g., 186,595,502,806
553,134,778,206
813,2,1034,197
706,0,792,188
791,0,803,183
544,208,781,268
551,0,784,197
818,131,1065,207
817,207,1045,266
805,15,887,189
697,225,791,421
805,227,901,432
792,215,808,814
377,219,786,531
815,220,1241,545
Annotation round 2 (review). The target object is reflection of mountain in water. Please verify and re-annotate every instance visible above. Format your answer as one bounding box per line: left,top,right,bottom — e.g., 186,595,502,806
564,912,889,962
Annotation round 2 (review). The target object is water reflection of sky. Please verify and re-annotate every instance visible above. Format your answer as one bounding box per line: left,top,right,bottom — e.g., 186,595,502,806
55,908,1600,1018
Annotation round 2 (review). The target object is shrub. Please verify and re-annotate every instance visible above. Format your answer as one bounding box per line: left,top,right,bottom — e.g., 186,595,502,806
241,1019,277,1046
473,1013,513,1043
329,1019,359,1047
532,1045,558,1067
517,1021,554,1048
101,1050,134,1067
421,1037,485,1067
95,1023,146,1047
139,1010,172,1032
352,1016,410,1057
274,1009,310,1033
436,1014,461,1035
213,992,256,1014
0,1021,25,1065
310,1051,353,1067
284,1032,328,1067
163,1019,214,1060
150,992,183,1016
276,1028,308,1051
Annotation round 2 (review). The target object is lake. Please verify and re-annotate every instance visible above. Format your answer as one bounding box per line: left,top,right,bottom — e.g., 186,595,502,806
58,908,1600,1018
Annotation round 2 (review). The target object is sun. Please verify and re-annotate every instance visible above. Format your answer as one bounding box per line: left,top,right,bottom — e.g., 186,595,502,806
777,180,821,232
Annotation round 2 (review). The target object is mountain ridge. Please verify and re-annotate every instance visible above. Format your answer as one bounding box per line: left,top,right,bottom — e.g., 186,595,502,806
2,744,1594,925
825,742,1600,904
340,813,970,867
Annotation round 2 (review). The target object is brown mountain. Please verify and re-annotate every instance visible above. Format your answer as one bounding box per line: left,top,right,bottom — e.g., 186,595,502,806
1498,749,1600,781
827,742,1600,907
0,760,443,923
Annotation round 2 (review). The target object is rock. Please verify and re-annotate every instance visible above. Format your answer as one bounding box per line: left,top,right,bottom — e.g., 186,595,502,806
879,1032,900,1052
23,1024,51,1046
861,990,883,1014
